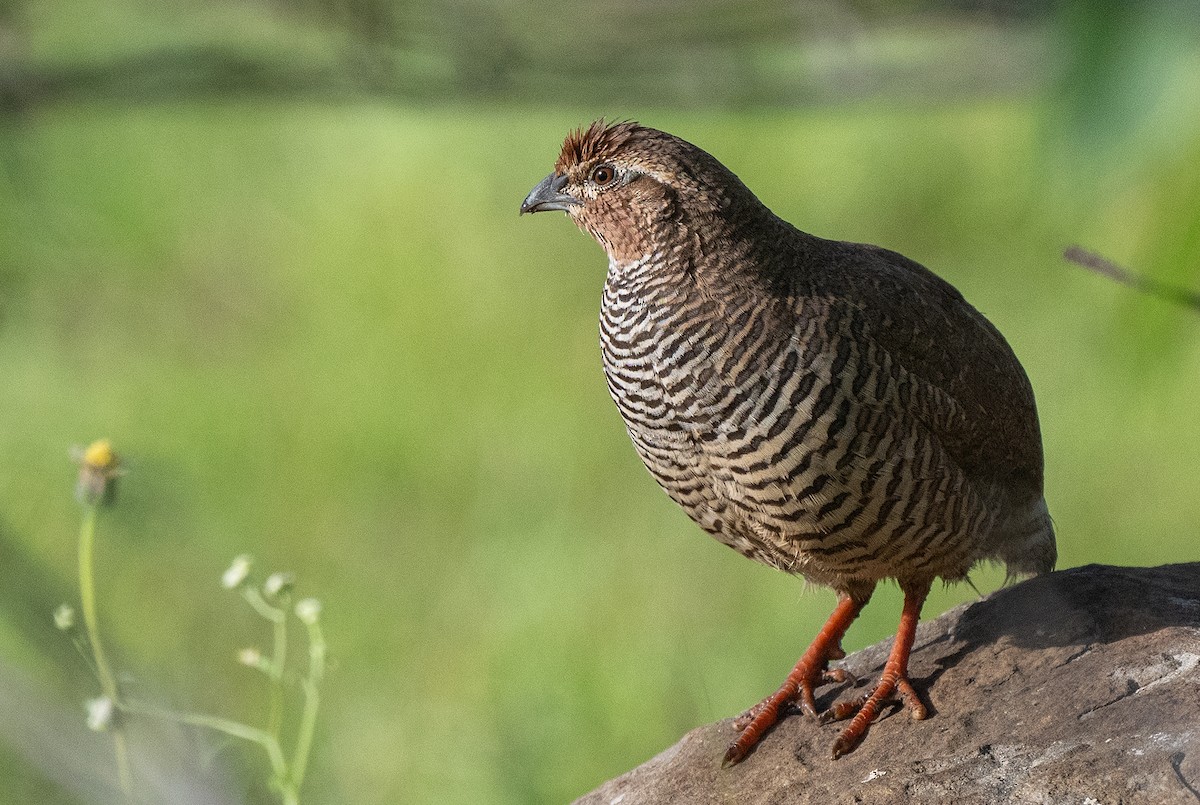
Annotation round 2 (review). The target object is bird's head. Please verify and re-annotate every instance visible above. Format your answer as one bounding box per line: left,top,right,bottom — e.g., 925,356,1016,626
521,120,760,264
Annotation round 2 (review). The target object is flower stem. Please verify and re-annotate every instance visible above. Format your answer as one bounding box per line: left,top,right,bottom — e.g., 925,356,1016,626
289,619,325,791
78,504,132,795
242,586,289,743
124,701,299,803
269,596,288,739
241,586,284,622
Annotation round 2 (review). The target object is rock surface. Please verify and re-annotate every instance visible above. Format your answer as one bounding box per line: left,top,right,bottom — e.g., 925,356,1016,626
575,564,1200,805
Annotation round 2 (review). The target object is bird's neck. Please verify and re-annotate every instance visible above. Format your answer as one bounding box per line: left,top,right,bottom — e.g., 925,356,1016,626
649,206,807,291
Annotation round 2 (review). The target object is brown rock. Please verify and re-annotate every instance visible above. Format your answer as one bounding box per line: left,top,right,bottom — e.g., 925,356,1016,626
575,564,1200,805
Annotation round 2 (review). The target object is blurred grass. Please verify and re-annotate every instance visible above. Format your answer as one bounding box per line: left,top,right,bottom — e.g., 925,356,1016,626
0,88,1198,803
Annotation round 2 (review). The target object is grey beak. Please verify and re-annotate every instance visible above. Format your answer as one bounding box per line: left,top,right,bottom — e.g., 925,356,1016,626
520,173,580,215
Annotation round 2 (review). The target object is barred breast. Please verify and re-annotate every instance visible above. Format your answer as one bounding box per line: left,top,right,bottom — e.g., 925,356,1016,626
599,252,1047,592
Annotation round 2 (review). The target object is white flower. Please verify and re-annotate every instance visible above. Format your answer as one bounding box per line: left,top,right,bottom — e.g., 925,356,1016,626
86,696,116,732
295,598,322,625
54,604,76,631
263,572,295,599
238,647,264,669
222,555,253,589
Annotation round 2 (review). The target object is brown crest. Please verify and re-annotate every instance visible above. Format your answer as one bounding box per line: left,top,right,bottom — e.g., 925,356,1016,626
555,119,642,173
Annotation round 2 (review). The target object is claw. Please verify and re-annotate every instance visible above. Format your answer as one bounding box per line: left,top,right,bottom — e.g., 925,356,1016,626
831,729,861,760
797,667,856,717
824,671,928,756
732,698,771,732
823,667,855,686
722,739,749,767
897,677,928,719
820,692,869,724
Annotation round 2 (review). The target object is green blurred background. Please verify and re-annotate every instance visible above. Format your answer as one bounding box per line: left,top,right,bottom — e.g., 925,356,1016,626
1,0,1198,802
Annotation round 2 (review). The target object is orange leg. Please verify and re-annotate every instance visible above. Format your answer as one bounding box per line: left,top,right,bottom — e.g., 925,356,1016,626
723,591,870,766
829,580,930,759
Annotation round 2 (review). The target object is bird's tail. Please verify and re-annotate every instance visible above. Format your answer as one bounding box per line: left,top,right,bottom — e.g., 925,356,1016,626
995,497,1057,582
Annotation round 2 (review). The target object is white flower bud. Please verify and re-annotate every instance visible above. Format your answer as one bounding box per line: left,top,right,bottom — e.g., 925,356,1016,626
295,598,321,625
238,647,264,669
86,696,116,732
54,604,76,631
263,572,295,599
222,555,253,589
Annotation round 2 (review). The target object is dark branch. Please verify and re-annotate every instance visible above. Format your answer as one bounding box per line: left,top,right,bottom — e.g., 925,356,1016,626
1063,245,1200,312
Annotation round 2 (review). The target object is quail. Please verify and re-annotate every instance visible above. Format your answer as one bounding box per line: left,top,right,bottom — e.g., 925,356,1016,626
521,121,1055,763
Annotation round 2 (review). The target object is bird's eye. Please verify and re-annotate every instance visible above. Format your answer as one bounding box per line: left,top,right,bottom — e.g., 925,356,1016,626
590,164,617,187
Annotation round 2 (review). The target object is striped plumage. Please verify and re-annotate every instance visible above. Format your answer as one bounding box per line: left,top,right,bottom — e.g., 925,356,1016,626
522,120,1055,762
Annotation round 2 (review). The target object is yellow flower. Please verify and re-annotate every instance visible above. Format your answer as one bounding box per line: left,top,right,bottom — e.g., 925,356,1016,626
73,438,123,506
83,439,118,471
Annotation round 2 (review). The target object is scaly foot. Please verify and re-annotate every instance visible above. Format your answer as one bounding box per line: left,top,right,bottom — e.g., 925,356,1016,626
723,594,868,766
828,672,927,758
